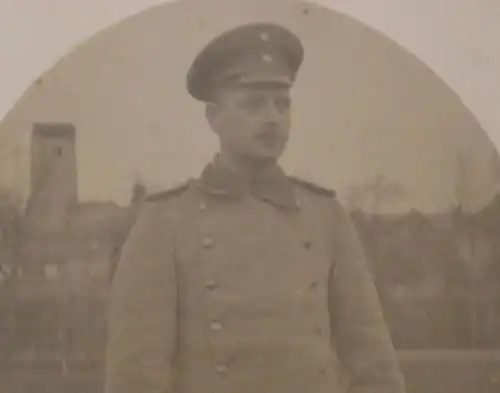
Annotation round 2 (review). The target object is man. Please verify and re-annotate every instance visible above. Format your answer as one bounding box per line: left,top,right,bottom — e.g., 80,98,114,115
105,22,406,393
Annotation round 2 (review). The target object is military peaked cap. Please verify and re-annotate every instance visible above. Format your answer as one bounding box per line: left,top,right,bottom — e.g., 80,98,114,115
187,22,304,102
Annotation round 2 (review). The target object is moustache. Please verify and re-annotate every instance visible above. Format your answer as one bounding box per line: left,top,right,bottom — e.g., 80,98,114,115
256,126,281,140
255,132,281,144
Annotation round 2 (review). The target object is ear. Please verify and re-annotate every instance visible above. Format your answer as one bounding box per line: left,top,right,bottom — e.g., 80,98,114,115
205,102,220,133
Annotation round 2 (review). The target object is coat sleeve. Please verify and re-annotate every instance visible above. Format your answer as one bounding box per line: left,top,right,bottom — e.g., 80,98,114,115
105,202,178,393
328,200,406,393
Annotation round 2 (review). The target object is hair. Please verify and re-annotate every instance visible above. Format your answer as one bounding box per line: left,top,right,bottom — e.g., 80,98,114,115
205,85,232,107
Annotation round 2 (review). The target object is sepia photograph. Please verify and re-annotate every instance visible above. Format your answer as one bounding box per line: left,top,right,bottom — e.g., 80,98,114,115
0,0,500,392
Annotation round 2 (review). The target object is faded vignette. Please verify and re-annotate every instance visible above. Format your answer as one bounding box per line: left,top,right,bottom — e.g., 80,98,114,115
0,1,500,392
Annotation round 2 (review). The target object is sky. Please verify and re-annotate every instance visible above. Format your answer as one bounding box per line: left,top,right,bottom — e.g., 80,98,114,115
0,0,499,213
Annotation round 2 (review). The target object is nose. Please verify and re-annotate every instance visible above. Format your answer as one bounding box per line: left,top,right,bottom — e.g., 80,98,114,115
259,100,282,123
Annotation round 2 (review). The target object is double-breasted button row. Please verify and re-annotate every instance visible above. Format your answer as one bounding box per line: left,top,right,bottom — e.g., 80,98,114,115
202,232,222,332
198,198,214,250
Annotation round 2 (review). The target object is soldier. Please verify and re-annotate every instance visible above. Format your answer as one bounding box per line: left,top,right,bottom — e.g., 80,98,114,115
105,22,406,393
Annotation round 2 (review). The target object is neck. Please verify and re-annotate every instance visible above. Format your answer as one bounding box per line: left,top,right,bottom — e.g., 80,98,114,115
216,151,276,177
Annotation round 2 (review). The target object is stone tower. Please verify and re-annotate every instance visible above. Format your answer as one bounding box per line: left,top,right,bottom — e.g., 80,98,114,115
25,123,78,233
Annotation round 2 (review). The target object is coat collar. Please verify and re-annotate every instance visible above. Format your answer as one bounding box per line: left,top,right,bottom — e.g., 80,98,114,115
197,156,299,211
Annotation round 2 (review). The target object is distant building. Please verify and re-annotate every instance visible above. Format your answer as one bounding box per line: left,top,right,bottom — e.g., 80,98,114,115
26,123,77,233
4,122,138,359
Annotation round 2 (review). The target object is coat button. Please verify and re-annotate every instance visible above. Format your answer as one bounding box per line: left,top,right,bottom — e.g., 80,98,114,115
199,201,207,212
205,279,217,290
216,364,228,374
202,237,214,249
314,326,323,335
308,281,318,290
210,321,222,331
319,364,327,374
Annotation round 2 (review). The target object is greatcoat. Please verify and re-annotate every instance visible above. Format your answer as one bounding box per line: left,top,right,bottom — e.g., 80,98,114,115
105,160,406,393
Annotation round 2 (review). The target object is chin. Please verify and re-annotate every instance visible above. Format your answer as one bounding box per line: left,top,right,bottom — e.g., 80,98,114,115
251,151,283,163
253,143,285,159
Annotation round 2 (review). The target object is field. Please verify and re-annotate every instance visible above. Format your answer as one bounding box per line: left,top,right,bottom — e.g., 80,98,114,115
1,350,499,393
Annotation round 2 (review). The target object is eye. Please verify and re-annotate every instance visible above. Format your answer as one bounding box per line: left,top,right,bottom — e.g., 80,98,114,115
240,96,265,111
237,93,291,114
275,97,291,112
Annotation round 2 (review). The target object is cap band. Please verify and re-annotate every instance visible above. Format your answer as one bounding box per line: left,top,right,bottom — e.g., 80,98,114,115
186,22,304,101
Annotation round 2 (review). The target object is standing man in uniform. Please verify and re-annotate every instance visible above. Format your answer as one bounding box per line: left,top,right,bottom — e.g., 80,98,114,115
105,22,405,393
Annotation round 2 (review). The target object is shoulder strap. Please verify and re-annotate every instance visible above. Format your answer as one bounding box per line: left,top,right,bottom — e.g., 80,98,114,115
143,179,192,203
288,176,336,198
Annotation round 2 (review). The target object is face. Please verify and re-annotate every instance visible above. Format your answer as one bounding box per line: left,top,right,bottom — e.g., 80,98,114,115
207,84,292,164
